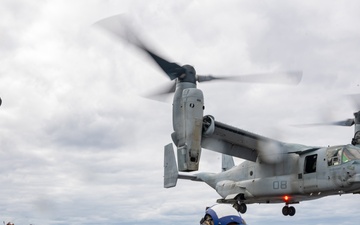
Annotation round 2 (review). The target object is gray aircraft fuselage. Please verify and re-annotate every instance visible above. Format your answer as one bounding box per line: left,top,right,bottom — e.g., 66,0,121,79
197,144,360,205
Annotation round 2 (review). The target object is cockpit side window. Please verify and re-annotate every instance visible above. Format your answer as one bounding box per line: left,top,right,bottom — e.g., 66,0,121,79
327,147,343,166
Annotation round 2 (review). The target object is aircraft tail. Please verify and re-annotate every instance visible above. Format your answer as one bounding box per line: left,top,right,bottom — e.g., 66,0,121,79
222,154,235,172
164,143,201,188
164,143,179,188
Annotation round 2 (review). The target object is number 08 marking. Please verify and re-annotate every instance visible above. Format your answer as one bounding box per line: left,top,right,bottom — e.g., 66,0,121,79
273,181,287,189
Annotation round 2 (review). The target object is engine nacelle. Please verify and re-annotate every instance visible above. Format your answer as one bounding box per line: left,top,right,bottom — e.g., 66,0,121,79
175,88,204,172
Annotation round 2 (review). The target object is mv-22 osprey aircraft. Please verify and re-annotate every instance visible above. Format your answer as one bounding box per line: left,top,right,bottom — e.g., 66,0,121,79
96,15,360,217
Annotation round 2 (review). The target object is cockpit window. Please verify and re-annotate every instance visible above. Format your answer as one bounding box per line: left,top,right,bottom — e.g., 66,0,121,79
327,147,342,166
327,145,360,166
342,145,360,162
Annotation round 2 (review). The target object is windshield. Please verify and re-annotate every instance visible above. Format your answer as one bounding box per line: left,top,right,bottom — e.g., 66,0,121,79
342,145,360,163
327,145,360,166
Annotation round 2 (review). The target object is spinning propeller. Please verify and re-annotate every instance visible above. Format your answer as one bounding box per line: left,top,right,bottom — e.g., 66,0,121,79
328,94,360,129
94,14,302,95
296,94,360,145
297,94,360,127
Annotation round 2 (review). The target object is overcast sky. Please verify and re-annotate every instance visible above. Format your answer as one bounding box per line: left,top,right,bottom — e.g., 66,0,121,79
1,0,360,224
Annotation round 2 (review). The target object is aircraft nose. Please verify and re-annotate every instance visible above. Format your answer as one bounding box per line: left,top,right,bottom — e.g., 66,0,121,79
347,162,360,183
348,174,360,183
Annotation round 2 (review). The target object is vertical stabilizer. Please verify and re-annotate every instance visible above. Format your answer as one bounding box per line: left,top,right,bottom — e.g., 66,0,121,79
164,143,178,188
222,154,235,172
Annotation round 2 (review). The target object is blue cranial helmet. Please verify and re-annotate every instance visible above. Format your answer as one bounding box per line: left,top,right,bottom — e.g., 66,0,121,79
200,204,246,225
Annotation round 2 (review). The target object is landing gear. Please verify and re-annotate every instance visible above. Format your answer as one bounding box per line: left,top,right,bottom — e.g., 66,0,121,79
282,205,296,216
239,203,247,214
234,202,247,214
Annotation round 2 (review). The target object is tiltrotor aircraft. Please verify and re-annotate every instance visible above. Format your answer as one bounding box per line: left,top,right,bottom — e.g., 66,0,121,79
96,15,360,217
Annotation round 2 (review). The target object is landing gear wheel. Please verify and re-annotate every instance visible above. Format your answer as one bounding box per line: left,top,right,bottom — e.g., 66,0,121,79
239,203,247,214
282,206,296,216
234,202,247,214
288,206,296,216
233,203,240,212
282,206,289,216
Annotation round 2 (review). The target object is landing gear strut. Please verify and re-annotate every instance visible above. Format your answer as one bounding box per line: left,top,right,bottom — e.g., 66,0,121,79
234,202,247,214
282,205,296,216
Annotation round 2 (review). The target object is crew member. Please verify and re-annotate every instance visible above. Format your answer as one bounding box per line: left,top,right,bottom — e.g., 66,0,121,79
200,204,247,225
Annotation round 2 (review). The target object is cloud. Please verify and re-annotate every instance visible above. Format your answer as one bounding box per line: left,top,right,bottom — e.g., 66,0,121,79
1,0,360,224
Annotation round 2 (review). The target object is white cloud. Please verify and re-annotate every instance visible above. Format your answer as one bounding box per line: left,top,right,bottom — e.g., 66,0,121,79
1,0,360,224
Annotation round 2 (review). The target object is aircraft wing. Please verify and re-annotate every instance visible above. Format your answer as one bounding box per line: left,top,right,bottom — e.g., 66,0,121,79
201,119,283,162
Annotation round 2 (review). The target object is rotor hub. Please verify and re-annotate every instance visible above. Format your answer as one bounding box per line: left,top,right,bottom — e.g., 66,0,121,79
178,65,196,84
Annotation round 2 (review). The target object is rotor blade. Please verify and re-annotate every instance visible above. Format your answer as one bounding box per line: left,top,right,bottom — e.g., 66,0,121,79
94,14,185,80
197,71,302,85
294,118,355,127
147,82,176,97
333,119,355,126
197,75,235,82
143,82,177,102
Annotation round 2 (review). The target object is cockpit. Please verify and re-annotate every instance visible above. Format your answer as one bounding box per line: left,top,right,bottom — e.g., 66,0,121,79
327,145,360,166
